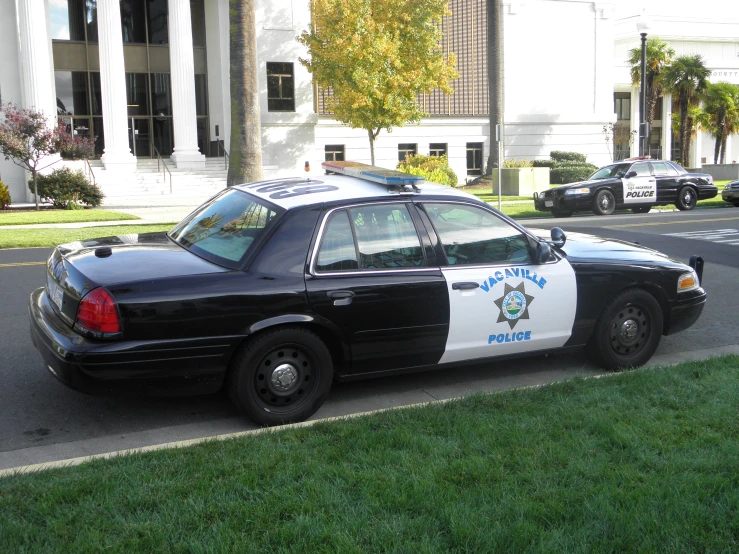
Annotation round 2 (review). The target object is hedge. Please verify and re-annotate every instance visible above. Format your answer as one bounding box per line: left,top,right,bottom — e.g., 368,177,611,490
550,166,597,185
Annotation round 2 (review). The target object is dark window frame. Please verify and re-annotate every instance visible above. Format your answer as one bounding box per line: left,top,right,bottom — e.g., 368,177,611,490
398,143,418,162
266,62,296,112
466,142,484,175
429,143,448,157
324,144,345,162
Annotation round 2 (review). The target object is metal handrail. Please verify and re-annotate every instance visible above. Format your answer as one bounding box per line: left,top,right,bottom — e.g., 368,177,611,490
83,158,96,187
217,139,230,169
152,145,173,193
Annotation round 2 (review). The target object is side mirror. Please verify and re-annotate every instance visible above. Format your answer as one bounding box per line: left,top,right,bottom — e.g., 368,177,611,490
535,242,552,265
625,170,637,178
550,227,566,247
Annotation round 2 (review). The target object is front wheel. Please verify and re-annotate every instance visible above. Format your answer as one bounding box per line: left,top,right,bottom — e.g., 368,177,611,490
632,206,651,214
586,289,664,370
592,190,616,216
227,327,333,426
676,187,697,211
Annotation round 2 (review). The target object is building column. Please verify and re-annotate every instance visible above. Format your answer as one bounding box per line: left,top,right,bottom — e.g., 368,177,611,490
169,0,205,168
690,129,702,169
661,93,671,160
98,0,136,170
15,0,56,118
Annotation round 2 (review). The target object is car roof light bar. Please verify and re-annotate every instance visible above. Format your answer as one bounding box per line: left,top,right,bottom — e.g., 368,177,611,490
321,161,424,191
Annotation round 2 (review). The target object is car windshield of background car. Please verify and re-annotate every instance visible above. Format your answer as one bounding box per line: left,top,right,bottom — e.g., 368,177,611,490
169,189,282,268
589,163,631,180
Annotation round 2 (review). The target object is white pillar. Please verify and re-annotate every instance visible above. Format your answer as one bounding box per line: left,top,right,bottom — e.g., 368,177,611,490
661,93,671,161
169,0,206,168
16,0,56,119
690,129,702,169
98,0,136,170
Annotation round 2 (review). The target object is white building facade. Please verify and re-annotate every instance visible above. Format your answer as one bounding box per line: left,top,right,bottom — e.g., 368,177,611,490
1,0,735,204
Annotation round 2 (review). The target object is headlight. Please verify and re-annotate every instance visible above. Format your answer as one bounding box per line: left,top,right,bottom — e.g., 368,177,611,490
677,270,699,293
565,188,590,195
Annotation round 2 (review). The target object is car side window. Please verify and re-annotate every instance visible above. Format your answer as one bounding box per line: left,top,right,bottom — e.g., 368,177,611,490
650,161,676,176
632,162,651,176
348,204,425,269
422,203,531,266
316,210,359,272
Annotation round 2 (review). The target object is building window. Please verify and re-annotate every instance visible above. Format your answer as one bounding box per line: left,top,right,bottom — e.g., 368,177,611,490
267,62,295,112
398,143,417,162
325,145,345,162
466,142,483,175
49,0,87,41
120,0,147,44
55,71,90,115
148,0,168,44
429,143,447,157
614,92,631,121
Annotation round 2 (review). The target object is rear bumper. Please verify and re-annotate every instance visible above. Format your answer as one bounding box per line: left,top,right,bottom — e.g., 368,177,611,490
29,288,238,396
665,288,707,335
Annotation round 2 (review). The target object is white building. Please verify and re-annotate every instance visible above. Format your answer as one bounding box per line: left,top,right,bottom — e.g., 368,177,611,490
0,0,736,204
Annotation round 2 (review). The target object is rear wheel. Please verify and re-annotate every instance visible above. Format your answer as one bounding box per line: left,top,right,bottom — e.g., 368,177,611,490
227,327,333,426
552,210,573,218
592,190,616,216
676,187,697,211
586,289,663,370
631,206,651,214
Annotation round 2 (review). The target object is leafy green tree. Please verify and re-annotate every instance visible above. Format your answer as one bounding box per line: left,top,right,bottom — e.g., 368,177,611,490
662,54,711,165
228,0,263,186
298,0,458,164
701,82,739,164
627,37,674,150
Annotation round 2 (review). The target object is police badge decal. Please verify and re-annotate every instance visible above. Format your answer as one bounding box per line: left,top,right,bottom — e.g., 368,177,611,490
494,282,535,329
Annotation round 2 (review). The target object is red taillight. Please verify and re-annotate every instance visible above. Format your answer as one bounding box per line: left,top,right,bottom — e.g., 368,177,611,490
76,287,121,334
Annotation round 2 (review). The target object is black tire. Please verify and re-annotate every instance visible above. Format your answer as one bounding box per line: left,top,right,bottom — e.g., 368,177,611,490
631,206,651,214
732,202,739,208
676,186,697,211
552,210,573,218
592,190,616,215
227,327,333,425
586,289,664,370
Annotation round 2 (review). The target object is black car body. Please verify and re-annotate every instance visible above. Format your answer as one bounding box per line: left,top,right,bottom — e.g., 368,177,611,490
721,180,739,207
534,159,718,216
30,162,707,425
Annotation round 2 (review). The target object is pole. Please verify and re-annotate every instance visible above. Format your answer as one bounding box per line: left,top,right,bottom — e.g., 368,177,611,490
495,124,503,211
639,31,647,157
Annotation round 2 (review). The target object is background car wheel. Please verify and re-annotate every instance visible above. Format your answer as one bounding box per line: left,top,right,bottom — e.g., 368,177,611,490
732,202,739,208
592,190,616,216
227,327,333,426
552,210,573,218
586,288,664,370
631,206,651,214
676,187,697,211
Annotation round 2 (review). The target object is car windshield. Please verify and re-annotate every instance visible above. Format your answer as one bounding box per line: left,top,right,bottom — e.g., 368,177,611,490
169,189,283,269
588,163,631,180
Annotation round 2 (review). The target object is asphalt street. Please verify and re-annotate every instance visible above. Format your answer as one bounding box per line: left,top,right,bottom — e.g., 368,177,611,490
1,206,738,470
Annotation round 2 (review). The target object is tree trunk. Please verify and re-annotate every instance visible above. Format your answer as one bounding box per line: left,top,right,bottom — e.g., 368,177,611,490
486,0,503,175
679,96,689,166
720,132,728,165
32,170,39,210
713,129,722,165
368,129,376,166
227,0,263,187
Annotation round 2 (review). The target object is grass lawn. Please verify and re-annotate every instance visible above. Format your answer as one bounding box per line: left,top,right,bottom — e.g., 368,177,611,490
0,209,139,226
0,223,177,249
2,356,739,552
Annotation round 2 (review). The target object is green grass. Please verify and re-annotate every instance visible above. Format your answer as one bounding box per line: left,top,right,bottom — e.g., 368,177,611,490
2,356,739,552
0,209,139,226
468,191,535,202
0,223,177,249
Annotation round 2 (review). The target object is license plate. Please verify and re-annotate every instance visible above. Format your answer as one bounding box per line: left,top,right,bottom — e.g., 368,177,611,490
47,274,63,310
545,200,554,207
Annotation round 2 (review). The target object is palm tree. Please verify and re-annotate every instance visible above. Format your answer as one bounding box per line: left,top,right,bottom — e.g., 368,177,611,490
227,0,263,187
662,54,711,166
627,37,674,151
702,82,739,164
486,0,503,174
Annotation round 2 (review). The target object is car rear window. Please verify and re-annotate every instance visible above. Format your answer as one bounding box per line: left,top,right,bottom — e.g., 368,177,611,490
169,189,283,268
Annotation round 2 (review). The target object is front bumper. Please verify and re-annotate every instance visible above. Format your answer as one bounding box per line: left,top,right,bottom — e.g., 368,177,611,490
665,288,707,335
534,192,592,213
722,188,739,204
29,288,233,396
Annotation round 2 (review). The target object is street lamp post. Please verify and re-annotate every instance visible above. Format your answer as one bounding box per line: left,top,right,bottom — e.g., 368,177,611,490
637,15,650,157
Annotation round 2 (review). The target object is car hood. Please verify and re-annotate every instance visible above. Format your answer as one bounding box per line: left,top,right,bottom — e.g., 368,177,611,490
57,231,229,286
527,228,682,265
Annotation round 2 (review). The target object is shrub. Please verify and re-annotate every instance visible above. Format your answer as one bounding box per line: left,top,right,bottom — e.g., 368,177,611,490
532,159,555,168
550,150,587,163
550,165,598,185
502,159,533,168
57,118,97,160
0,180,11,209
30,167,104,209
397,154,458,186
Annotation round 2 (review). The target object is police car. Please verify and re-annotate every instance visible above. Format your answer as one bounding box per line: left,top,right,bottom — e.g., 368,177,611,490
30,161,707,425
534,158,718,217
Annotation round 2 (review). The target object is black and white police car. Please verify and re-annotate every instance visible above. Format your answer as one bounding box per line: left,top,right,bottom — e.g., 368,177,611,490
534,158,718,217
30,161,707,425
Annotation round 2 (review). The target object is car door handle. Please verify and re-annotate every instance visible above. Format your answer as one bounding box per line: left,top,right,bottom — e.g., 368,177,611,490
327,290,354,306
452,282,479,290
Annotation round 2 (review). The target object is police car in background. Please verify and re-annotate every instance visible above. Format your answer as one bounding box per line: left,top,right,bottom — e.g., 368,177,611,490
30,162,707,426
534,158,718,217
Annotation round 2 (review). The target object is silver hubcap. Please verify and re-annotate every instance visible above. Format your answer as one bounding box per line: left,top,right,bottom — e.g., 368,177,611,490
620,319,638,342
600,195,612,210
271,364,298,391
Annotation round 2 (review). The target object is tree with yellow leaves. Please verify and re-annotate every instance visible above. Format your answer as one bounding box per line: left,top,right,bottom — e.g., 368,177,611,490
298,0,458,164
